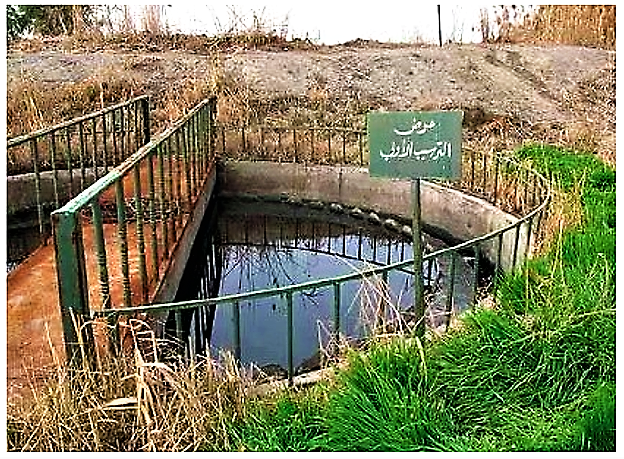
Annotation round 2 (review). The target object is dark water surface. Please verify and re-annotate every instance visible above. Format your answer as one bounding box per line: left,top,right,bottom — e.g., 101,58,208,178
6,211,49,272
173,196,476,374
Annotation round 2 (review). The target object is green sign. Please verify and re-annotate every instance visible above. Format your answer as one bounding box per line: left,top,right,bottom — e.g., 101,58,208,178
368,111,462,179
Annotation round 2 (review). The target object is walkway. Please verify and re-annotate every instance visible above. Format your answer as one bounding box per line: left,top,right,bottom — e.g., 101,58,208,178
6,221,158,400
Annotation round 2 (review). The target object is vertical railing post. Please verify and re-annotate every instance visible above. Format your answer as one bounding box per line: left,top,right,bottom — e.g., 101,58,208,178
191,113,199,193
133,164,148,303
241,123,246,153
181,125,192,211
30,138,45,238
49,132,60,209
102,112,109,174
141,96,151,146
78,121,86,190
107,311,120,356
64,128,75,199
115,180,132,308
286,291,294,386
175,310,184,355
494,232,504,290
197,107,205,175
120,107,126,162
233,301,241,362
470,148,475,190
445,250,457,329
512,223,522,270
341,123,346,163
167,136,177,239
310,126,315,162
327,128,332,162
481,150,488,194
147,153,159,282
333,282,341,343
524,215,534,265
51,209,94,367
90,201,111,309
110,109,118,165
493,155,500,205
471,243,481,309
89,199,120,354
91,118,99,181
207,97,214,162
293,128,298,163
157,144,169,257
359,129,364,165
534,207,545,253
133,100,140,153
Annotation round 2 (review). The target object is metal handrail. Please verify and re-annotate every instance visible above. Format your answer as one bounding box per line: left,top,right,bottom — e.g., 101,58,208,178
97,156,550,317
7,96,151,243
52,97,217,364
53,100,209,215
7,95,150,149
95,151,551,385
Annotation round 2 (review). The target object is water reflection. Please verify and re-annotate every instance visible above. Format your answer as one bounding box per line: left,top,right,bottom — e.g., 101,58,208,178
173,196,476,375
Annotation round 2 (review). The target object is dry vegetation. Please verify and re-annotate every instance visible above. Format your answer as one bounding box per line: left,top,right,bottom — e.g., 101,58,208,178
505,5,615,49
7,326,249,451
6,5,616,166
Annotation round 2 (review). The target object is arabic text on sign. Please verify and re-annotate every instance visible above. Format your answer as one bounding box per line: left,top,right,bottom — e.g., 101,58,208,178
380,140,452,162
393,119,437,136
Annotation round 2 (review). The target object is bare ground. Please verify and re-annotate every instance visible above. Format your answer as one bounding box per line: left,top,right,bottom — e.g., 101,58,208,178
6,41,616,165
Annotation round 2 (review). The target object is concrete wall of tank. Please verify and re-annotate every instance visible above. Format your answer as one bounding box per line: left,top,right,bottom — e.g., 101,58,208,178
218,161,531,272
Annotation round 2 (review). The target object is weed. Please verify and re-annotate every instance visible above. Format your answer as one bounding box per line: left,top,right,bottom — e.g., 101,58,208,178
490,5,615,49
7,327,248,452
320,337,450,452
577,382,616,451
226,387,328,452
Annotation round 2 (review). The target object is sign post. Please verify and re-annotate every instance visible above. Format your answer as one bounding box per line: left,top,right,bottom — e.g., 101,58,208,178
411,178,425,338
368,110,462,339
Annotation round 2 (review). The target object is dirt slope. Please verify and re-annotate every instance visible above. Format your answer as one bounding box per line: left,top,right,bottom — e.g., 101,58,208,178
6,42,615,164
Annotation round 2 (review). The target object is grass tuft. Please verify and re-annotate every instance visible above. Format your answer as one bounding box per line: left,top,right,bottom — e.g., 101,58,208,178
321,337,449,452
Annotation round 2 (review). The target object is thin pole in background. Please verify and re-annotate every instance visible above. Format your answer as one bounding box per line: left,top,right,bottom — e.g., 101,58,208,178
438,5,443,46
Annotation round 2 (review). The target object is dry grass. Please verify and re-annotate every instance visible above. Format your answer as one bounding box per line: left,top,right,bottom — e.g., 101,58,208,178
6,68,143,138
7,75,131,137
498,5,615,49
6,57,218,141
533,174,585,256
7,318,249,452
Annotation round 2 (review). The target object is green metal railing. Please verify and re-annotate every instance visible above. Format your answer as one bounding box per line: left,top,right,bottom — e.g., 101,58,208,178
95,132,551,385
7,96,150,244
96,170,548,384
51,97,217,363
217,121,367,166
49,107,551,382
215,121,546,219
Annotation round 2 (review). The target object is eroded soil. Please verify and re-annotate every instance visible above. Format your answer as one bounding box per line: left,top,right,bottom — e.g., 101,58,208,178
7,41,615,161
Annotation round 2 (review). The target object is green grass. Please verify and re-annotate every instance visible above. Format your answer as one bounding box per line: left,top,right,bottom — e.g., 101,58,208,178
227,388,328,451
220,144,615,452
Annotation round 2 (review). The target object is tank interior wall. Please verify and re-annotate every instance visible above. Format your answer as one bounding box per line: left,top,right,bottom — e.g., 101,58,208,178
218,161,530,272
